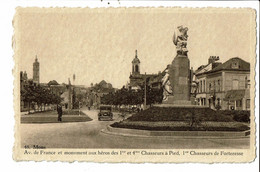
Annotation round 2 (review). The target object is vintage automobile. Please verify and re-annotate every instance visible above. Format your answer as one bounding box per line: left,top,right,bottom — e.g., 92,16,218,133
98,105,113,121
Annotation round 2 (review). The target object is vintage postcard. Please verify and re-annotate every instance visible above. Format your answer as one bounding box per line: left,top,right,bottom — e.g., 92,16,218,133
13,7,256,162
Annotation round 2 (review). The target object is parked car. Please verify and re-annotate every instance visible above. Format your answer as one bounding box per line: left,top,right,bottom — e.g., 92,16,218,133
98,105,113,121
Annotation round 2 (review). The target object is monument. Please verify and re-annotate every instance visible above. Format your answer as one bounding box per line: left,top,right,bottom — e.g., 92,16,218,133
162,26,192,105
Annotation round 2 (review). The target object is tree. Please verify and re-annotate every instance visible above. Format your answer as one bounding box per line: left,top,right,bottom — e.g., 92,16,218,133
76,93,85,104
34,85,45,111
51,93,63,105
20,80,37,113
152,88,163,104
101,86,145,108
101,92,114,105
42,88,53,111
72,88,78,109
141,84,163,107
21,81,63,113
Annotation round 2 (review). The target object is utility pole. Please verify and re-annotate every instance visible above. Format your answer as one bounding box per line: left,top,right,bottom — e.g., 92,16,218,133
144,72,147,110
79,101,80,116
73,74,76,85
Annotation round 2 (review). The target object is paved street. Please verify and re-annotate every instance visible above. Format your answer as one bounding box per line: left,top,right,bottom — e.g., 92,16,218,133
20,108,250,149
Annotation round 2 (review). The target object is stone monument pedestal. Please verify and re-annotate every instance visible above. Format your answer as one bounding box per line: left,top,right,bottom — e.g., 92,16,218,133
163,95,192,105
163,54,191,105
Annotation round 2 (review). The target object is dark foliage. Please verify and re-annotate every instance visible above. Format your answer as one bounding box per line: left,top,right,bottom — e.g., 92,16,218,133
21,80,63,113
126,106,234,122
111,122,250,131
101,86,163,106
216,110,250,123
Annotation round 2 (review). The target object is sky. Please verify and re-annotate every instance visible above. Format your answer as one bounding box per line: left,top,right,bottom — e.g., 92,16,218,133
17,8,255,88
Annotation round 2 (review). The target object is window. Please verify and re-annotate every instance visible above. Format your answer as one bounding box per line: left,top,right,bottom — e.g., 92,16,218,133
245,76,250,89
218,79,221,91
217,98,220,105
246,99,250,109
209,83,212,91
203,80,206,92
232,80,239,90
231,61,239,69
200,81,202,93
245,76,247,88
135,65,139,73
236,100,242,107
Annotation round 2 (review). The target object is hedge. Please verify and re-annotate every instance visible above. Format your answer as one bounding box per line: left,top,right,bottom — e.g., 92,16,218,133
126,107,250,122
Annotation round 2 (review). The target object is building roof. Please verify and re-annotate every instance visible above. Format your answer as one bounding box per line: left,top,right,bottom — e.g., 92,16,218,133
208,57,250,73
129,73,160,88
195,63,212,75
132,57,140,64
149,73,164,84
50,84,65,88
129,73,157,79
224,89,245,101
34,56,39,64
132,50,140,64
48,80,59,86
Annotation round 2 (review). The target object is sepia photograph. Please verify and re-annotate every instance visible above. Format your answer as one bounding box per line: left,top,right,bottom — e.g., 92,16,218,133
13,7,256,162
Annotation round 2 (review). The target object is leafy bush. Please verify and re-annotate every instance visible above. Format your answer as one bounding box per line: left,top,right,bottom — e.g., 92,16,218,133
233,111,250,123
63,110,86,116
111,122,250,131
215,104,222,111
216,110,250,123
127,107,234,122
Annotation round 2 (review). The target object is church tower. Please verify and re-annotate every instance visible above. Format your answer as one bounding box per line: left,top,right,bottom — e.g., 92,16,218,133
132,50,140,75
33,55,40,84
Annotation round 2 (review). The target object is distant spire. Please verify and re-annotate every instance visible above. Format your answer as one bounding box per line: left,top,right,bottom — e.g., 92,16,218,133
135,50,137,58
35,55,38,62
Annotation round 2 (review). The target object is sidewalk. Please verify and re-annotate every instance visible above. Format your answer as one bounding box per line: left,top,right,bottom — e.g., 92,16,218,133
21,110,92,123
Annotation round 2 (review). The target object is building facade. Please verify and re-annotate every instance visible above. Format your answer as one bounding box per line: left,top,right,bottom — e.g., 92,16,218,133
195,57,250,110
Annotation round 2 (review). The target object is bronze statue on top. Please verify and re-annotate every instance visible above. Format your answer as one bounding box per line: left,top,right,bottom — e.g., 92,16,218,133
173,25,189,56
161,26,191,104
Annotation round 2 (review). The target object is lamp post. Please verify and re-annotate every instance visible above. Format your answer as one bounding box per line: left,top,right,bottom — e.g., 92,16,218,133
144,72,147,110
79,101,80,116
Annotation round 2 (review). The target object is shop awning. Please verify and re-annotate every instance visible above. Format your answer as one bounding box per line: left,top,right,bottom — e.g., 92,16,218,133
224,90,245,101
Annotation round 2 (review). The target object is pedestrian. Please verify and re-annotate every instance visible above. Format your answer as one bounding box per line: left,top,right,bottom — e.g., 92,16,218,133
57,104,63,122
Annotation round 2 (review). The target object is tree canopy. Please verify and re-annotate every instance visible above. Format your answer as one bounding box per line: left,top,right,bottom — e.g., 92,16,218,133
21,81,63,113
101,85,163,107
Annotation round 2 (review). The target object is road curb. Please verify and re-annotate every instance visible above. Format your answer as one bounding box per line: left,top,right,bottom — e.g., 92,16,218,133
102,125,250,139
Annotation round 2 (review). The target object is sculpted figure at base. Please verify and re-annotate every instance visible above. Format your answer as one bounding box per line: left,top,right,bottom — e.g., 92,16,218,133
161,66,173,101
191,74,198,96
